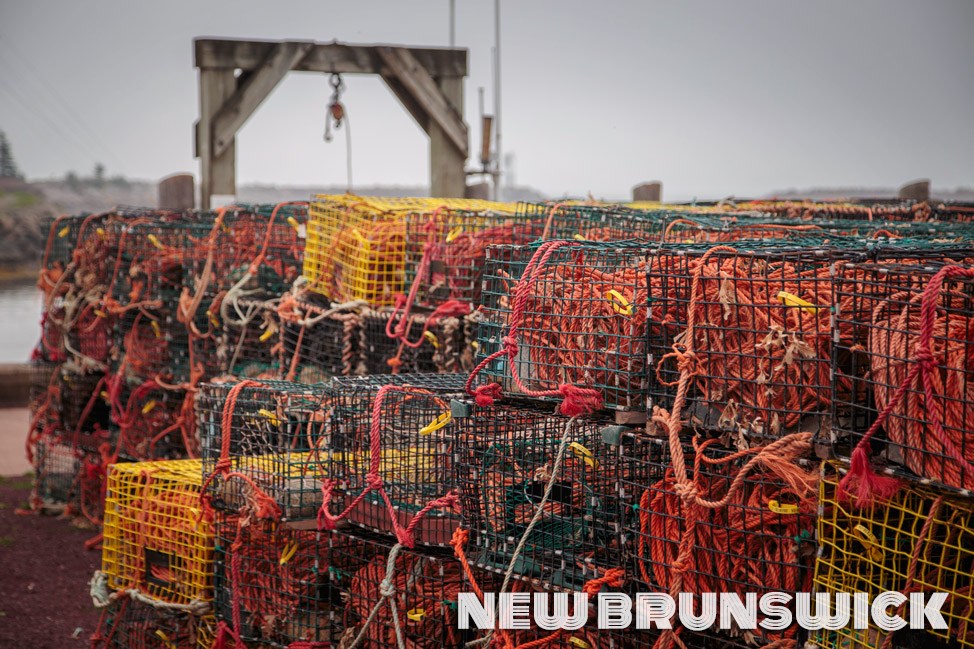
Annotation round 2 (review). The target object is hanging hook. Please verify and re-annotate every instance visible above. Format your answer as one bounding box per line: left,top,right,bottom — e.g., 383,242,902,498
324,72,346,142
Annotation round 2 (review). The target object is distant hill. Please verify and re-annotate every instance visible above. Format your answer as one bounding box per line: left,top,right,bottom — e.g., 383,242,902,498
765,186,974,202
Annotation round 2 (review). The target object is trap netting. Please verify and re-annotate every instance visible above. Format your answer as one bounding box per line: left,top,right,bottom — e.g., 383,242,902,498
304,195,513,307
813,465,974,649
93,600,213,649
831,260,974,493
217,294,282,379
330,530,472,649
277,288,362,383
452,401,624,591
198,379,335,521
621,434,818,648
358,307,472,375
107,379,191,461
473,240,651,413
646,244,837,440
30,438,82,510
321,374,467,545
101,458,214,606
58,367,111,453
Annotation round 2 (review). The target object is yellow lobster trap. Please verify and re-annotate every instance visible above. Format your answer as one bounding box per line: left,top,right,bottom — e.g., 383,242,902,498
101,459,214,606
303,194,514,307
812,464,974,649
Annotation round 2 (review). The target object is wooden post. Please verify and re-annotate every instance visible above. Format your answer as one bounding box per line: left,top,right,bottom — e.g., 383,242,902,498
465,181,490,200
430,75,466,198
632,182,662,202
196,68,237,209
158,173,196,210
899,179,930,202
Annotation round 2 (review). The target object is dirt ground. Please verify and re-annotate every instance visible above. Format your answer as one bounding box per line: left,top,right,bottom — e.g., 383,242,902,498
0,474,102,648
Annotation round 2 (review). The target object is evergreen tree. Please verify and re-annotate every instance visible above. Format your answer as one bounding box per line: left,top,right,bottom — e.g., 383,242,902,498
0,131,24,179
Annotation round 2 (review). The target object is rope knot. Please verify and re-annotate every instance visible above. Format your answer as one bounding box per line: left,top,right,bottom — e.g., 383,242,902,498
915,346,936,371
556,384,603,417
501,335,518,354
473,382,503,407
366,473,384,490
379,577,397,598
673,482,698,504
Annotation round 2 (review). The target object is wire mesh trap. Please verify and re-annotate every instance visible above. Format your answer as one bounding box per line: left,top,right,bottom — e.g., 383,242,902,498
323,374,468,544
621,434,818,648
58,368,111,453
212,514,342,646
358,307,471,375
831,260,974,493
217,294,282,379
304,195,512,307
330,530,472,649
93,600,213,649
108,380,191,461
30,439,82,510
198,379,336,520
646,244,838,440
813,465,974,649
277,289,361,383
473,240,652,412
452,401,624,591
101,458,214,606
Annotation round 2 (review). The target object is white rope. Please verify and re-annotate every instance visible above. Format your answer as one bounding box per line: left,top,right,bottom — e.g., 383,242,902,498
344,543,407,649
88,570,211,615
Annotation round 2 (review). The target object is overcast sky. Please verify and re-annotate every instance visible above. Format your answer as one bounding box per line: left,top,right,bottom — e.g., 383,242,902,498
1,0,972,200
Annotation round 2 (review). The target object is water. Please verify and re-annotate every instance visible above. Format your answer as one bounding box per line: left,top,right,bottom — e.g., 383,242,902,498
0,281,43,363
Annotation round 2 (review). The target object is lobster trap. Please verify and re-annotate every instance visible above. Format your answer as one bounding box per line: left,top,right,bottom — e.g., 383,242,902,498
621,434,817,647
323,374,468,544
813,465,974,649
831,260,974,492
93,600,213,649
101,459,214,606
474,240,652,412
453,401,624,591
277,290,361,382
213,513,340,646
219,202,308,295
109,381,191,460
30,439,82,510
111,310,190,383
304,195,514,307
58,368,111,452
359,307,472,375
198,379,335,520
647,244,838,440
330,530,471,649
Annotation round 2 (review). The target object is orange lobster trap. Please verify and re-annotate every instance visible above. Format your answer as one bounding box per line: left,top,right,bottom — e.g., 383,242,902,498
101,458,215,606
812,464,974,649
831,259,974,495
303,195,515,307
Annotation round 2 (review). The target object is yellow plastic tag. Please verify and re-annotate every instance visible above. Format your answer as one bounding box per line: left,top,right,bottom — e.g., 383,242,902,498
287,216,300,231
100,391,110,401
777,291,820,315
569,442,599,470
58,226,71,238
420,411,452,435
569,638,590,648
96,228,105,237
259,328,276,342
852,524,884,562
150,320,161,338
208,312,220,329
259,409,280,427
279,541,298,565
407,608,426,622
768,499,799,515
141,400,157,415
423,331,439,349
446,226,464,243
147,234,164,250
573,233,587,241
94,310,107,319
605,290,633,316
154,630,177,649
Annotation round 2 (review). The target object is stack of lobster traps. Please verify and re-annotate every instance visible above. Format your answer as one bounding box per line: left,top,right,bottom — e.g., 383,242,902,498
24,193,974,648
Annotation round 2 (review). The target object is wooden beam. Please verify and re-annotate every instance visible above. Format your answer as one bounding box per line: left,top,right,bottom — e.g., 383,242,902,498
429,75,467,198
195,38,467,77
211,41,314,158
376,47,468,155
380,73,430,134
197,68,237,208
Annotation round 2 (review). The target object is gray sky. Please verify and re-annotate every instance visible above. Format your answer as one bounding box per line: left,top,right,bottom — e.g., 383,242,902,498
1,0,972,200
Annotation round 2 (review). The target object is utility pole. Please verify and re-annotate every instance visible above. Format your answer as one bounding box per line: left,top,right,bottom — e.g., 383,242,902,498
449,0,456,47
493,0,502,200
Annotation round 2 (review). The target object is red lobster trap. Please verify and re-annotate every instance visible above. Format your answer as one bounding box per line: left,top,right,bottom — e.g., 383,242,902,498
452,401,625,591
620,433,818,649
198,379,335,522
646,243,839,441
471,240,652,414
92,600,213,649
320,373,468,545
832,259,974,496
